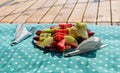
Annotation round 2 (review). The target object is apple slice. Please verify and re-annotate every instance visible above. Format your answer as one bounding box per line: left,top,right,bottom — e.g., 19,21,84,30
40,37,53,48
64,36,78,45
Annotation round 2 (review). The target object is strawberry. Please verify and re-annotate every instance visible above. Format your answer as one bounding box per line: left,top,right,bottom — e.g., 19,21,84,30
57,39,66,52
53,32,67,37
59,24,72,29
55,29,68,34
53,35,64,42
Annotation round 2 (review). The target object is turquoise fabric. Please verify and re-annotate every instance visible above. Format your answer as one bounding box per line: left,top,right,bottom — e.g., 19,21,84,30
0,24,120,73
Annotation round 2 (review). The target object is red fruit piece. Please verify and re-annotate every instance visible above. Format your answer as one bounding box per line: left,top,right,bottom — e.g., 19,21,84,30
57,39,66,52
33,36,39,41
55,29,68,34
36,30,43,36
88,31,95,37
59,24,72,29
53,35,64,42
71,43,78,48
53,32,67,37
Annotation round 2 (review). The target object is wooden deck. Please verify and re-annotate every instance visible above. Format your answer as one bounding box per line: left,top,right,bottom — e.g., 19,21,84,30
0,0,120,25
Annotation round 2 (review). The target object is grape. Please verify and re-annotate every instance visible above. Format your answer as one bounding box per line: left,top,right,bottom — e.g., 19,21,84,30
36,30,43,36
33,36,39,41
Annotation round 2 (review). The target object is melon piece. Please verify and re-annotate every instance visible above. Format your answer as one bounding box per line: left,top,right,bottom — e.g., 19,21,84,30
67,27,77,38
75,22,88,39
40,37,53,48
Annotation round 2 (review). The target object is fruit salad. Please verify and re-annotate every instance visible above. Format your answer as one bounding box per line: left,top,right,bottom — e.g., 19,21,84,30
33,23,95,52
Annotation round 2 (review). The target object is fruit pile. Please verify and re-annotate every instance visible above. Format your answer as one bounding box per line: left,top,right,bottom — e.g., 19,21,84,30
33,23,95,52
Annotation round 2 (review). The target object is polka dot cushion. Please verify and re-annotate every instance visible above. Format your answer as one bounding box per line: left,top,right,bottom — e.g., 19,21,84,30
0,24,120,73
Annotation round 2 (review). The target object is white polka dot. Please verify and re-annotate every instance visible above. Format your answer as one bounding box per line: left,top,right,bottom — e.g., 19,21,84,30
32,59,36,61
111,61,114,64
28,55,31,58
76,58,80,61
14,53,18,55
11,58,14,61
25,62,29,65
81,62,85,64
74,65,78,68
68,68,72,71
63,64,66,67
105,64,108,67
117,58,120,61
56,67,60,70
4,52,8,55
4,61,7,64
11,68,14,71
58,61,62,63
79,69,83,72
36,62,40,64
14,62,18,64
35,53,38,56
21,59,25,61
110,55,114,57
18,65,22,68
98,67,102,69
104,70,108,72
1,58,4,61
7,65,10,68
99,55,103,57
49,70,52,73
86,65,90,68
22,69,25,72
61,71,64,73
29,65,32,68
51,64,55,67
99,60,102,63
117,65,120,68
111,68,114,71
92,69,96,72
43,58,46,61
105,58,108,61
93,62,96,65
45,68,48,70
47,61,51,64
39,56,42,59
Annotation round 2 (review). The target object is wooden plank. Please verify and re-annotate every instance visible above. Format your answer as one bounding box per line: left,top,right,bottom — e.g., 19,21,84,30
26,0,57,23
1,0,37,23
97,0,111,24
40,0,68,23
0,0,28,21
111,0,120,23
53,0,78,23
12,0,47,23
83,0,99,24
68,0,89,23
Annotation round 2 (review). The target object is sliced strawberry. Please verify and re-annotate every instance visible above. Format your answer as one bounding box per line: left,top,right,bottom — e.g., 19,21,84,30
59,24,72,29
57,39,66,52
53,32,67,37
53,35,64,42
55,29,68,34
